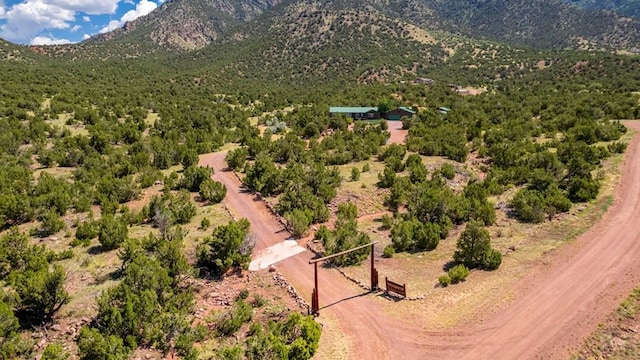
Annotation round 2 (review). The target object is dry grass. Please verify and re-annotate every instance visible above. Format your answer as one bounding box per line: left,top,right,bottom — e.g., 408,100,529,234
46,113,89,136
573,288,640,359
33,166,75,180
313,311,351,360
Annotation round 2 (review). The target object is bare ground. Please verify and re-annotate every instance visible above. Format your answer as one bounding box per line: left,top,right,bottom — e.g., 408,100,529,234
199,120,640,359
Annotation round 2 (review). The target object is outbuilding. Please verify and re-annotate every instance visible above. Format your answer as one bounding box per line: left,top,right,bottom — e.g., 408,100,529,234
385,107,416,120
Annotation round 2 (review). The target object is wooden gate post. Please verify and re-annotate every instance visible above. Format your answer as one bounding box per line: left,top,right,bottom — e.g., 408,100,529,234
309,241,377,315
312,262,319,314
371,243,378,290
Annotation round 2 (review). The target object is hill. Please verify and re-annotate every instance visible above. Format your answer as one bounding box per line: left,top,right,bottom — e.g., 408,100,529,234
388,0,640,50
72,0,640,53
564,0,640,19
85,0,286,51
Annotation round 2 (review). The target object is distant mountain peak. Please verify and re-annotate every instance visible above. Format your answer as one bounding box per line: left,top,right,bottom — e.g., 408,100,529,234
86,0,287,51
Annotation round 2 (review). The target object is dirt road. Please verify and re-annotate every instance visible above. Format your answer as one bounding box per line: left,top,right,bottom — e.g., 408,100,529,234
386,121,408,144
200,121,640,359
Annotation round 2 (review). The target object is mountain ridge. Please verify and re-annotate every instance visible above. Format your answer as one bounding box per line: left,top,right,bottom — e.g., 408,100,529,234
13,0,640,61
40,0,633,53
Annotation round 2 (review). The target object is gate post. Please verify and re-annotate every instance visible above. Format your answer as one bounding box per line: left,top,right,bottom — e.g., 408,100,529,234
370,243,378,290
312,262,319,314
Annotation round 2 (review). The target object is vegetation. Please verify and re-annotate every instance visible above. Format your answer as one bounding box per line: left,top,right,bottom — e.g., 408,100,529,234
197,219,255,276
315,203,371,266
448,265,470,284
0,0,639,357
574,287,640,359
78,227,196,359
453,222,502,270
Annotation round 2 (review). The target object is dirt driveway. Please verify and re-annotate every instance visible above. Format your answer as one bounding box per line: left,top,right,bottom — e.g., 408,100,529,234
200,120,640,359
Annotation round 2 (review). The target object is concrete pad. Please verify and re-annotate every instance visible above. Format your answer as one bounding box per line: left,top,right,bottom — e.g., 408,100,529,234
249,240,306,271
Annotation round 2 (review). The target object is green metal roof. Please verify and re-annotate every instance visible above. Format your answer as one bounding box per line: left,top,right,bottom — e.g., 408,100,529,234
398,107,416,114
330,107,378,113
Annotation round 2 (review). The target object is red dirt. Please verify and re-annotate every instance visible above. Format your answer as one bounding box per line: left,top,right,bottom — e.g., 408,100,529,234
199,120,640,359
387,121,408,145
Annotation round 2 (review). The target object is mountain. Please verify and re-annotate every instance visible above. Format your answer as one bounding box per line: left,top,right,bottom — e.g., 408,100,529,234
384,0,640,50
86,0,286,51
563,0,640,19
76,0,640,53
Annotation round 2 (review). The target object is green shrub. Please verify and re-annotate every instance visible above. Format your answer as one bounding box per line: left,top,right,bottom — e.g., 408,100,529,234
377,165,396,188
77,327,130,360
75,220,98,241
40,209,65,236
55,249,74,261
197,219,253,275
380,214,394,230
199,178,227,204
170,190,198,224
285,209,312,238
98,215,128,251
225,147,249,171
391,218,440,252
607,141,627,154
12,264,69,323
70,238,90,247
181,166,213,192
200,217,211,230
217,346,243,360
448,264,470,284
42,343,69,360
382,245,395,258
216,299,253,336
483,249,502,270
440,163,456,180
350,167,360,181
245,313,320,360
362,163,371,172
237,289,249,300
252,294,266,308
453,221,492,269
438,274,451,287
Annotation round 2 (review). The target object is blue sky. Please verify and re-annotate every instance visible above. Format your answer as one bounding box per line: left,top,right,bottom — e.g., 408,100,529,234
0,0,164,45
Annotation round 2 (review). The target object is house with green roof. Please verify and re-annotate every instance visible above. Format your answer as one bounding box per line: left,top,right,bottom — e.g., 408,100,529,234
384,107,416,120
329,107,380,120
329,106,416,121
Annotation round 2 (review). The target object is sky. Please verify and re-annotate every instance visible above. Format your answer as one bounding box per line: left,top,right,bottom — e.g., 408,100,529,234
0,0,165,45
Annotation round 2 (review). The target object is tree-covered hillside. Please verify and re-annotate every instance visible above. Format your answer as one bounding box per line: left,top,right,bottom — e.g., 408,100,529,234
26,0,640,58
564,0,640,19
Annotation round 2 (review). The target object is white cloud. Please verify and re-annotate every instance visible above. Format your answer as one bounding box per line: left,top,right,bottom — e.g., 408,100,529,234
99,0,157,34
31,35,72,45
47,0,120,15
82,33,90,40
1,1,162,44
100,19,120,33
1,1,76,43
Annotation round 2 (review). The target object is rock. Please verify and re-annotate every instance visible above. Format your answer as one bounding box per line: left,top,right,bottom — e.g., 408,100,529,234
52,324,62,332
268,265,277,272
38,339,47,349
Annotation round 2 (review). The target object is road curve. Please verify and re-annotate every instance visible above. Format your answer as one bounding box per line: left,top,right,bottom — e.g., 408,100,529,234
200,121,640,359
